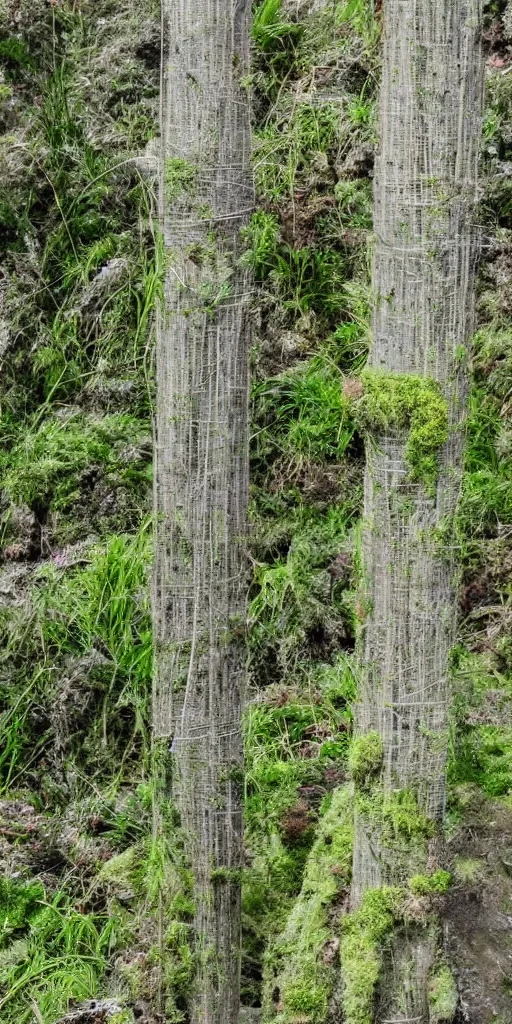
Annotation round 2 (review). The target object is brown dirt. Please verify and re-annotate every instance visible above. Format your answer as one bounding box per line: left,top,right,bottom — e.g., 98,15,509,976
443,789,512,1023
280,799,317,843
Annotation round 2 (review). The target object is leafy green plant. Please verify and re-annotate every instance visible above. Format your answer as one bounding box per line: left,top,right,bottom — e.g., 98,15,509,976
0,3,165,1021
341,887,399,1024
0,37,34,78
336,0,380,45
245,663,353,786
334,179,373,229
248,507,357,682
457,358,512,537
253,0,302,52
242,211,348,322
3,413,149,513
253,103,341,201
0,889,120,1024
352,370,449,487
252,357,355,468
252,0,304,105
346,90,374,128
0,524,153,790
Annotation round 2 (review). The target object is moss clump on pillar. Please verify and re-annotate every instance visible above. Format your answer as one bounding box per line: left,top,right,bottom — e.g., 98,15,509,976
380,788,435,842
340,886,400,1024
340,868,456,1024
348,732,383,791
164,157,198,201
359,788,437,889
350,370,449,487
409,870,451,896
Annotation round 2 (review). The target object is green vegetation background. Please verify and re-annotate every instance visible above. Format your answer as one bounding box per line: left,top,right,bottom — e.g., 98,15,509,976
0,0,511,1021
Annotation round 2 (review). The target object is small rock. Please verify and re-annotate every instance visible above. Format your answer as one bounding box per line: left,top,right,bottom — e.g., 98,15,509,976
343,377,364,401
55,1000,129,1024
499,848,512,877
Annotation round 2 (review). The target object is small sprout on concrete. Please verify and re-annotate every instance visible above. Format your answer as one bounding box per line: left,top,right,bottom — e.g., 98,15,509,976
165,157,198,201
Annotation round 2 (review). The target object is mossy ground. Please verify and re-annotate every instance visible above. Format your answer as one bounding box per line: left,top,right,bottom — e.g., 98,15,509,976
0,0,512,1022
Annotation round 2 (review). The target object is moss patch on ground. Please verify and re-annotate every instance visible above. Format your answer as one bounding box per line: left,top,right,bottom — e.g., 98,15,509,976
262,785,353,1023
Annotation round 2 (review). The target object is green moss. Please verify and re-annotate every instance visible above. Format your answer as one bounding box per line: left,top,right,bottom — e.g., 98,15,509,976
408,870,452,896
2,413,150,525
210,867,242,884
354,789,436,886
353,370,449,487
133,820,196,1022
348,732,383,790
340,887,400,1024
381,790,435,841
0,879,44,946
283,981,329,1018
450,722,512,797
164,157,198,201
97,847,137,891
452,857,485,884
242,706,352,1005
428,964,458,1023
161,920,195,1019
262,786,353,1023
